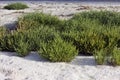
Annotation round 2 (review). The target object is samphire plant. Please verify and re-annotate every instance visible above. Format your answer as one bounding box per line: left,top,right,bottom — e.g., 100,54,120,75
4,2,29,10
38,37,78,62
17,12,61,31
26,26,58,51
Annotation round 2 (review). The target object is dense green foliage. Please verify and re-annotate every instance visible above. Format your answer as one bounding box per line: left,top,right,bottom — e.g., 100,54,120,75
38,37,78,62
0,11,120,65
17,13,61,30
12,32,30,57
4,3,28,10
72,11,120,26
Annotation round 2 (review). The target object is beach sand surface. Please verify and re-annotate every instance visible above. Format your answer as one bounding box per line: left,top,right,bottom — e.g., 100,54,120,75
0,52,120,80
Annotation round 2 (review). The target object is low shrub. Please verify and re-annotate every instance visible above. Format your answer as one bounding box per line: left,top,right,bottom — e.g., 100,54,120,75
27,26,58,51
0,11,120,65
59,19,104,55
72,11,120,26
68,11,120,56
63,20,105,54
38,37,78,62
4,2,28,10
78,31,106,55
77,21,106,55
17,13,61,31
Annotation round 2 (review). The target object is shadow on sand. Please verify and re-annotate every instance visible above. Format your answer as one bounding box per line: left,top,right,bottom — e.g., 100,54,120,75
4,21,17,30
0,51,97,66
0,51,48,62
70,56,97,66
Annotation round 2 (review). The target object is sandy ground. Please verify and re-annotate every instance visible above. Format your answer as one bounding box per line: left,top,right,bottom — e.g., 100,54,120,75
0,2,120,80
0,52,120,80
0,2,120,27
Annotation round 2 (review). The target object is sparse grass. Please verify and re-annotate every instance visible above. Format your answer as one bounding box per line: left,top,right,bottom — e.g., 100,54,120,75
0,11,120,65
4,2,29,10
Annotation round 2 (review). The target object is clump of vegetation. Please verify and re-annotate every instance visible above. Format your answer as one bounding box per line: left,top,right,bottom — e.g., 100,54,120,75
4,2,29,10
0,11,120,65
77,22,106,55
72,11,120,26
17,12,61,31
38,37,78,62
27,26,58,51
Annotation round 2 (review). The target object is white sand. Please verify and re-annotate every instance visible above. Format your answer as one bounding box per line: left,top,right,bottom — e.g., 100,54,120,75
0,2,120,26
0,52,120,80
0,2,120,80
